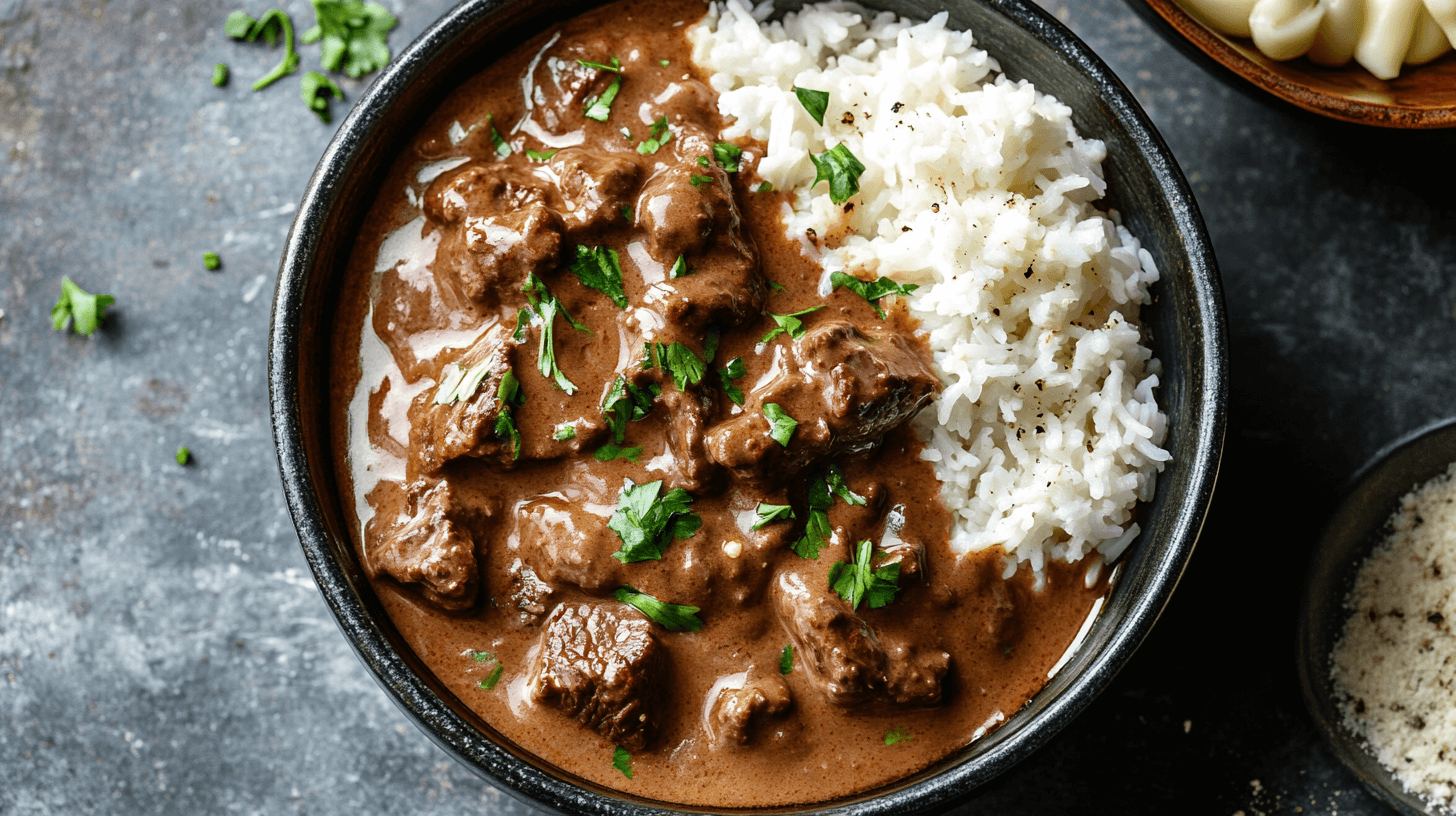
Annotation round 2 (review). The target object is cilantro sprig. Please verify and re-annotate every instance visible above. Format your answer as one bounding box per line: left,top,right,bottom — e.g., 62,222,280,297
615,585,704,632
521,274,589,394
51,278,115,337
761,305,824,343
763,403,797,447
602,376,659,444
226,9,301,90
301,1,397,78
829,539,903,611
492,370,526,460
300,71,343,123
567,245,627,309
830,271,918,319
792,465,865,559
636,116,672,155
811,143,866,204
645,342,706,391
608,480,701,563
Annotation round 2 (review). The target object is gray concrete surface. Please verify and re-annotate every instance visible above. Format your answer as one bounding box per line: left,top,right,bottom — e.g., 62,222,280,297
3,0,1454,813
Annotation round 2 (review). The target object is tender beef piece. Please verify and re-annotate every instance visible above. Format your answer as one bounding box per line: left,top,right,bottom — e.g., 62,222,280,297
370,480,479,611
549,148,641,235
424,162,564,309
659,387,718,493
507,559,554,626
875,505,926,586
515,495,621,593
706,666,792,748
772,570,948,707
525,36,640,135
706,321,940,487
527,603,666,751
407,327,519,478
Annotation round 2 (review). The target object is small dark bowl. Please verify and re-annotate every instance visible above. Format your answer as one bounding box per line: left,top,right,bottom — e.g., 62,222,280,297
1128,0,1456,128
268,0,1228,812
1297,417,1456,816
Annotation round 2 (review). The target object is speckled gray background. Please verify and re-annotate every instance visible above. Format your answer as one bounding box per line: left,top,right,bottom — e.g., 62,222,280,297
3,0,1454,813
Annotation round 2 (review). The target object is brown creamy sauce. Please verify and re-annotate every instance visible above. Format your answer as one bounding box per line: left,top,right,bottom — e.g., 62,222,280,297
327,0,1110,807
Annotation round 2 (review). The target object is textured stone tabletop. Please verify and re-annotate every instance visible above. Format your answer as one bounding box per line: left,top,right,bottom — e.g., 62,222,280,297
4,0,1456,813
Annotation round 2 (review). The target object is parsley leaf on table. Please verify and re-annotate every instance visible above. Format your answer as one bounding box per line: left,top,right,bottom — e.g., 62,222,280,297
760,305,824,343
829,271,918,319
763,403,797,447
567,245,627,309
226,9,301,90
810,142,866,204
300,71,343,123
614,585,704,632
51,278,114,337
301,0,397,78
175,447,192,466
212,64,229,87
828,539,903,611
608,480,701,563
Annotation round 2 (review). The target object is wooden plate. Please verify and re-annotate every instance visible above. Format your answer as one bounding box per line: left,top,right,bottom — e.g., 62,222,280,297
1136,0,1456,128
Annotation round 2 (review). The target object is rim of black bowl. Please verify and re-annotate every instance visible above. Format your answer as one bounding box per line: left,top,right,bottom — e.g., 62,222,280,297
268,1,1228,813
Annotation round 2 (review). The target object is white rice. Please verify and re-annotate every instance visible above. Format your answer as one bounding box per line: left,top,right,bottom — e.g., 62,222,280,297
690,1,1170,571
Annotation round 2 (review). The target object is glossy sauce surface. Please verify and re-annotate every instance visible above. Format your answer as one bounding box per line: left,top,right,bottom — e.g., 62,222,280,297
327,0,1110,806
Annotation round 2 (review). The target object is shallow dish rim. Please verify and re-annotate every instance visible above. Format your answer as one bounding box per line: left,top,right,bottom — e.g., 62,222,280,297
267,0,1229,812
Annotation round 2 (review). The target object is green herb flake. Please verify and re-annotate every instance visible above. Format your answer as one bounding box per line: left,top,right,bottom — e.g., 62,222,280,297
696,156,709,167
792,465,864,559
202,252,221,271
553,423,577,441
175,446,192,466
51,277,115,337
712,141,743,172
492,370,525,460
760,305,824,343
658,58,670,66
469,649,497,663
829,539,903,611
433,358,494,405
755,181,774,193
582,61,623,121
689,174,713,189
830,271,919,319
224,10,258,39
671,255,691,278
622,205,633,222
212,63,229,87
717,356,746,405
652,342,706,391
602,376,659,444
793,86,829,125
612,746,634,779
636,115,672,155
608,479,701,563
779,643,794,675
753,503,795,530
763,403,797,447
478,662,504,690
300,70,343,123
884,725,915,746
484,114,510,156
614,585,704,632
525,148,558,162
567,245,628,309
577,57,622,73
301,0,397,78
521,275,588,394
594,443,643,463
811,142,866,205
767,280,786,292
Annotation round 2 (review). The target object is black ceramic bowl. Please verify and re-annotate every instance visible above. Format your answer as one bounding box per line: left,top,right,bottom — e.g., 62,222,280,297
1297,417,1456,816
268,0,1228,812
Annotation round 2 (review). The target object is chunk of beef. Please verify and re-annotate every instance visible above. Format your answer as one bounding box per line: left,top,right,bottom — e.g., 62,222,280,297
515,495,621,593
659,387,718,493
527,603,665,751
772,570,948,707
407,326,519,479
507,558,554,626
370,480,479,611
424,163,564,309
525,36,640,135
705,666,792,748
706,321,940,487
549,148,641,235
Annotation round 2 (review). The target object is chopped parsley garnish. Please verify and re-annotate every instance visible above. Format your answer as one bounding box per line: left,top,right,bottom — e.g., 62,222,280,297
763,403,797,447
522,274,589,395
553,423,577,441
753,503,795,530
301,0,397,78
525,148,557,162
793,86,829,125
671,255,690,278
469,648,496,662
602,376,659,444
696,156,709,167
622,205,632,222
614,586,704,632
810,142,866,204
484,114,510,156
212,64,229,87
779,643,794,675
512,307,530,342
829,539,903,611
582,58,622,121
884,725,915,746
830,271,919,319
636,116,672,155
658,58,670,66
717,356,746,405
612,746,634,779
300,70,343,123
203,252,221,270
175,446,192,466
767,280,786,292
645,342,706,391
51,278,114,337
712,141,743,172
478,663,504,690
493,370,525,460
433,358,494,405
594,443,643,463
689,174,713,189
226,9,301,90
755,181,774,193
760,305,824,343
609,480,701,563
567,245,627,309
792,464,865,559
